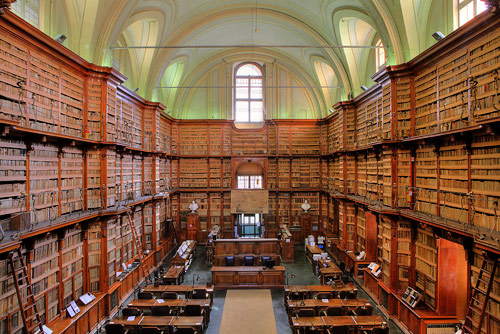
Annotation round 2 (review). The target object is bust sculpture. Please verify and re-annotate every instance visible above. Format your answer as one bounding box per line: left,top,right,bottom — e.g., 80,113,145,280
189,200,198,213
301,199,311,213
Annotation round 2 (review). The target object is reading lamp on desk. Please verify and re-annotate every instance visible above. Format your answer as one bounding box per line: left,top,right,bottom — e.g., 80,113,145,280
286,272,295,287
190,274,201,300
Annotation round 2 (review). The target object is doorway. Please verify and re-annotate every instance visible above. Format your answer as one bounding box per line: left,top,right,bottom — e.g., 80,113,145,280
236,213,262,238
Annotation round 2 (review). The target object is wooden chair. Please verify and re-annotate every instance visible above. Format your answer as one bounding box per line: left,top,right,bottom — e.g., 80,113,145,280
122,307,142,317
105,324,129,334
321,307,343,316
152,305,172,316
225,256,235,266
289,291,304,301
328,325,349,334
138,292,154,299
297,308,315,317
162,292,178,299
172,328,199,334
316,292,331,300
356,304,373,316
192,289,208,299
244,256,255,266
141,328,165,334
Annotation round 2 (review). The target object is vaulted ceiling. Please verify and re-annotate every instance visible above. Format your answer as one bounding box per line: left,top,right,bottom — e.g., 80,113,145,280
17,0,456,119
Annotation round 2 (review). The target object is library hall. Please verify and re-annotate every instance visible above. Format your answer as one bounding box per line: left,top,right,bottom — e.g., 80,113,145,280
1,0,500,333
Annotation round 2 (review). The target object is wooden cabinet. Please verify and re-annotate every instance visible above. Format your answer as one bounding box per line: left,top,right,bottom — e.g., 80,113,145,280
187,213,199,241
279,224,295,262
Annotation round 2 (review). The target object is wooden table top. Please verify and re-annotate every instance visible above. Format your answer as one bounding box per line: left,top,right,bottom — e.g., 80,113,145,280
170,316,204,327
164,266,185,278
138,316,173,327
288,298,370,309
109,315,205,328
211,265,286,272
109,316,145,326
142,285,213,294
306,245,323,254
320,266,342,275
285,284,357,293
128,298,211,308
291,315,385,328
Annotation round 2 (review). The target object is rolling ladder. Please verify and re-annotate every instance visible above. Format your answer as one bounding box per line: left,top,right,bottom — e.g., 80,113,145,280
463,255,498,334
126,211,153,284
8,249,44,334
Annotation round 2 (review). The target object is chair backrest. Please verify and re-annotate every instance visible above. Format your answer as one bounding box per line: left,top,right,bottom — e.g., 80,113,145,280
316,292,331,300
184,304,202,316
105,324,127,334
289,291,303,300
356,304,373,316
244,256,254,266
141,327,163,334
122,307,142,316
348,266,355,277
261,256,271,263
297,308,316,317
338,290,348,299
162,292,178,299
138,292,153,299
346,290,356,299
339,261,346,272
225,256,235,266
332,325,350,334
325,307,343,316
192,289,208,299
152,305,171,316
174,328,197,334
371,327,390,334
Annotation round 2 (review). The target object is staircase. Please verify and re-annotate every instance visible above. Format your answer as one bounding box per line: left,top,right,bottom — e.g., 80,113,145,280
463,255,498,334
126,211,153,283
8,249,44,334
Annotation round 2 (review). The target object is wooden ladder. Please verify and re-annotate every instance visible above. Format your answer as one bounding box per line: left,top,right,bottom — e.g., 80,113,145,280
463,255,498,334
126,211,152,284
8,249,44,334
168,218,179,245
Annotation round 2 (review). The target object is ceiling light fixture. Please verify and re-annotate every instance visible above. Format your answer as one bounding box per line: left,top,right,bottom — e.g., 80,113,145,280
361,85,367,91
55,34,67,43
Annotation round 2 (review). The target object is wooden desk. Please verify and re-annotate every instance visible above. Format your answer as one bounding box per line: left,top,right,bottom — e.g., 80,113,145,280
319,265,342,285
291,315,386,329
211,265,285,289
109,315,204,331
171,241,196,270
164,266,185,284
170,316,204,330
344,251,372,279
287,298,371,317
305,245,323,265
285,284,357,299
141,285,214,301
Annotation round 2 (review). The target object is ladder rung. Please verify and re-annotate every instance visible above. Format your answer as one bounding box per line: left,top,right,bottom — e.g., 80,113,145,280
23,303,36,311
462,325,475,334
477,277,489,284
28,323,42,332
479,269,492,275
465,316,478,325
474,289,486,295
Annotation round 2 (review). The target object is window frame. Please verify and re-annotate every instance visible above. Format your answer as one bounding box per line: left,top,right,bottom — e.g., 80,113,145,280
233,62,264,123
375,39,386,72
457,0,488,27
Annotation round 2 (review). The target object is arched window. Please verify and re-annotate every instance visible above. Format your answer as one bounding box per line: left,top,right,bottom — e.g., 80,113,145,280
376,39,386,72
457,0,487,27
234,63,264,122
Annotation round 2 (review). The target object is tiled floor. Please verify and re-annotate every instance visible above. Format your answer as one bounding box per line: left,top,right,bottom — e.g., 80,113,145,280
161,244,404,334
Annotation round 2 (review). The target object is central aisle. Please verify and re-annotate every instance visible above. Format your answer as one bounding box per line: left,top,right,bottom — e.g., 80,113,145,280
219,289,277,334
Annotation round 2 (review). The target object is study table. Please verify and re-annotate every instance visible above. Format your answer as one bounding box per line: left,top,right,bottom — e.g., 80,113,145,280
305,245,323,264
141,284,214,302
127,298,211,325
286,298,371,317
319,265,342,285
285,284,358,300
291,315,386,330
109,315,204,330
211,265,285,288
163,265,185,284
